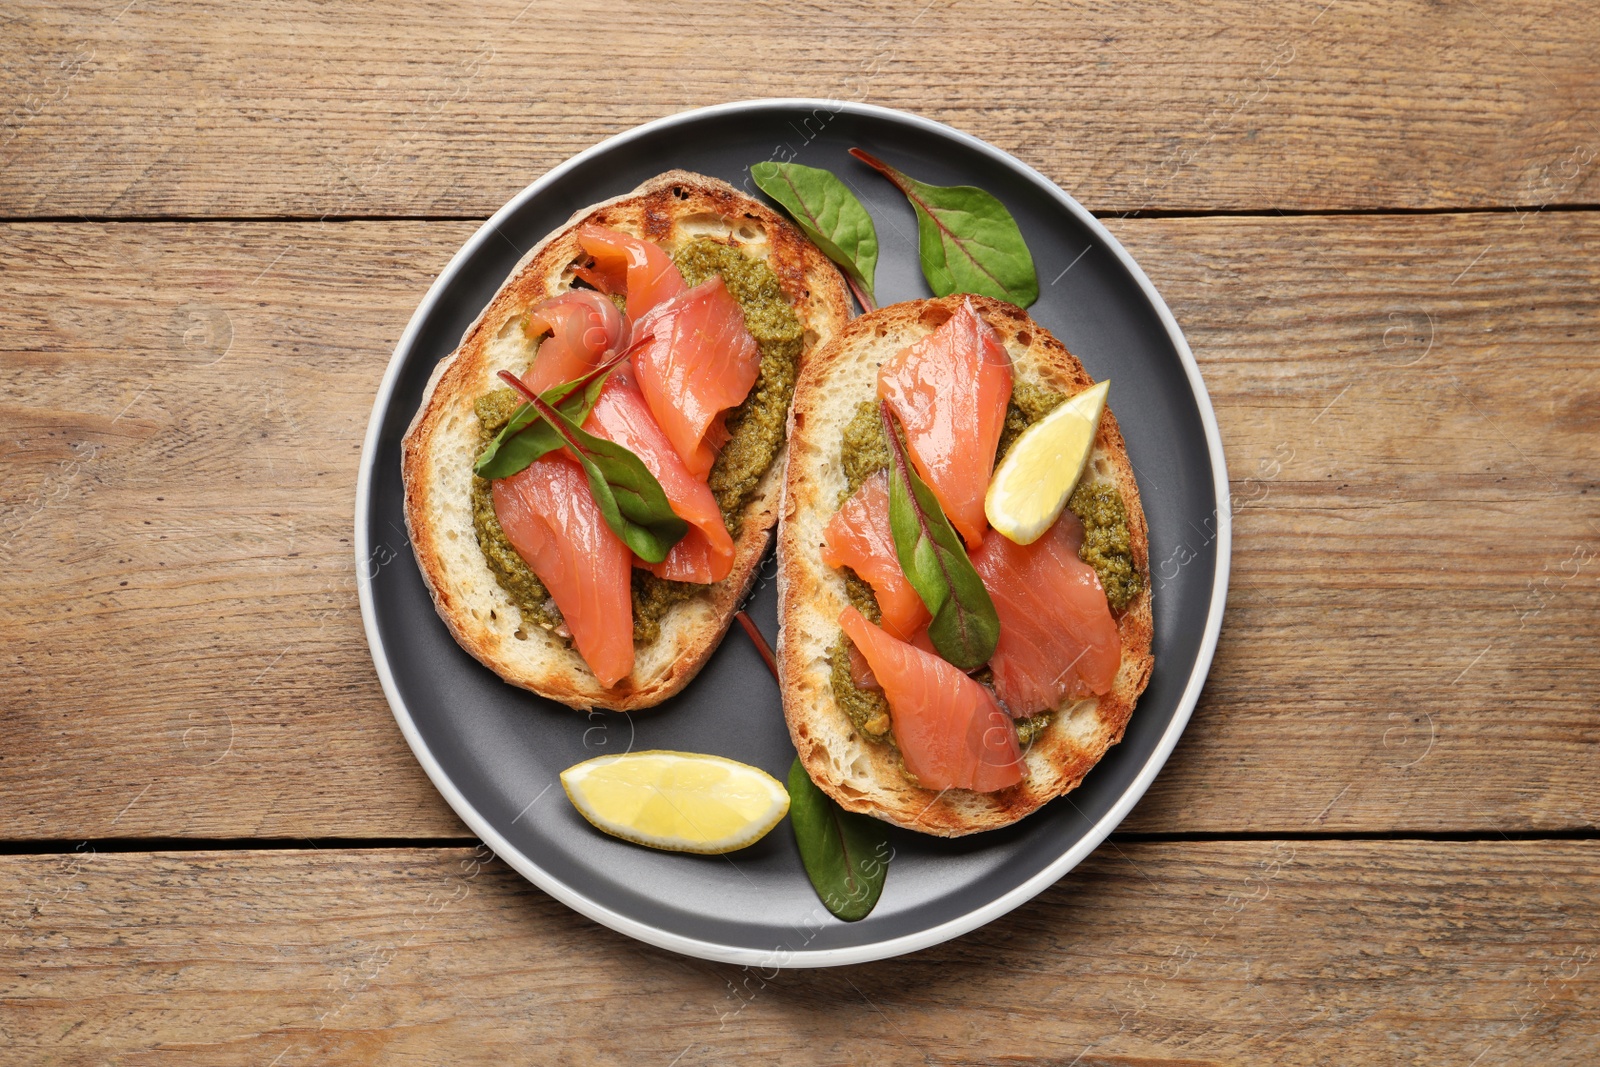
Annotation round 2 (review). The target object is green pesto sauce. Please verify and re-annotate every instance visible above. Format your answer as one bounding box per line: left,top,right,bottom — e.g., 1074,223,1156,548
833,567,895,735
842,567,881,624
839,400,892,504
829,636,891,740
1068,480,1143,612
675,238,804,535
471,391,564,636
996,378,1067,461
829,565,894,743
631,570,698,646
1015,712,1053,746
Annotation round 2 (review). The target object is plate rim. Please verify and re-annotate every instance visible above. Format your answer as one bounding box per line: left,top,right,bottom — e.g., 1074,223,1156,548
354,97,1232,968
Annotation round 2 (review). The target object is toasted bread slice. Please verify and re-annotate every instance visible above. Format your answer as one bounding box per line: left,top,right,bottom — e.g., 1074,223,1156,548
403,171,850,711
776,295,1155,835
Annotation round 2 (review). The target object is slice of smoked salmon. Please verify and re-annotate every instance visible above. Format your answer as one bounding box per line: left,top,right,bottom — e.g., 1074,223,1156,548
821,471,930,641
846,640,881,692
971,512,1121,717
632,277,761,478
522,290,629,394
839,605,1022,793
492,454,634,688
583,362,735,584
575,225,686,322
878,298,1013,549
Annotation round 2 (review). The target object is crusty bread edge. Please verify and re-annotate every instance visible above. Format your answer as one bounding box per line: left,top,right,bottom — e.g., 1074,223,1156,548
401,170,850,711
775,295,1155,835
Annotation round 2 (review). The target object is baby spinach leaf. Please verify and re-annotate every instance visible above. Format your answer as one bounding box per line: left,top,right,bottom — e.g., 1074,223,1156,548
751,161,879,311
788,757,891,922
881,402,1000,670
850,148,1039,308
495,371,688,564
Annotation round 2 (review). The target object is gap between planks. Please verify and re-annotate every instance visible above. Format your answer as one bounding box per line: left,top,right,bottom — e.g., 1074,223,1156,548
1,828,1596,857
1,204,1599,225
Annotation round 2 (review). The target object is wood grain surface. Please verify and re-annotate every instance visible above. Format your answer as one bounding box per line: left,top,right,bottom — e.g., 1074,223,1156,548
1,212,1594,840
1,0,1597,217
2,842,1596,1064
4,4,1598,1059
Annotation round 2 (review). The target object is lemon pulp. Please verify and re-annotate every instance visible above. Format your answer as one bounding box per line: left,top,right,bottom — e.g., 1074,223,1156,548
985,379,1110,545
560,750,790,854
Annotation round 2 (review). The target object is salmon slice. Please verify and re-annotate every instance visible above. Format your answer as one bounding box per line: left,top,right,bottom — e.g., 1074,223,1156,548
971,512,1121,717
492,455,634,687
632,277,761,478
575,225,686,321
839,605,1022,793
583,362,735,584
846,640,881,692
821,471,931,641
877,298,1013,549
522,290,629,394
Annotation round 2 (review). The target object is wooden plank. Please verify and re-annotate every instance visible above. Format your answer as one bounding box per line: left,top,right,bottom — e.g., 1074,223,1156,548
0,212,1595,840
0,221,473,840
1115,211,1600,833
1,0,1597,217
1,842,1596,1063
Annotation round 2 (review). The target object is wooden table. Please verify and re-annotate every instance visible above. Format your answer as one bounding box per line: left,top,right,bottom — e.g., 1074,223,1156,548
4,2,1597,1062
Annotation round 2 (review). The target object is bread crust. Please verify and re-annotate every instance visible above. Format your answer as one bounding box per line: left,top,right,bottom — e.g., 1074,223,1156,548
402,171,850,711
776,295,1155,835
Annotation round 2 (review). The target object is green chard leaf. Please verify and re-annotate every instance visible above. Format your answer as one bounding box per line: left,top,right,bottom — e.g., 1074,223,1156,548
750,160,880,311
475,336,651,480
495,371,688,564
850,148,1039,308
787,757,890,921
880,402,1000,670
473,372,609,480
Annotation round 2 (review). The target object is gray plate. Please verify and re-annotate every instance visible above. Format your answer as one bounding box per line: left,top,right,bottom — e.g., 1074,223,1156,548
356,100,1230,967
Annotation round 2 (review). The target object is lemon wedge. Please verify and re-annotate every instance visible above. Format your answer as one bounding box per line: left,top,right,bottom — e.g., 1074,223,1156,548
985,379,1110,545
559,750,790,854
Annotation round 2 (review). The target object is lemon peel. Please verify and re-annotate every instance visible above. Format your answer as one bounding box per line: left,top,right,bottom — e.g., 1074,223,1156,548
560,750,790,855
